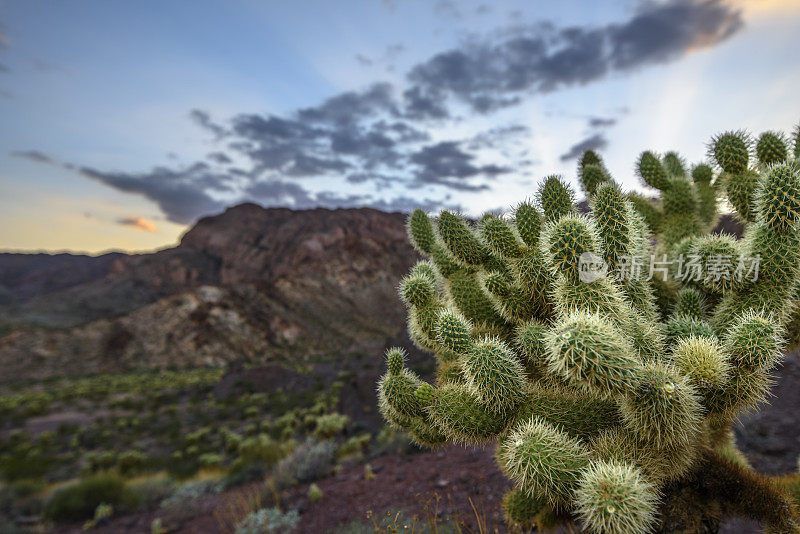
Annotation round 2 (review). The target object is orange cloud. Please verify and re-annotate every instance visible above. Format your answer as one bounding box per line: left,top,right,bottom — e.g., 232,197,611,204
117,216,157,232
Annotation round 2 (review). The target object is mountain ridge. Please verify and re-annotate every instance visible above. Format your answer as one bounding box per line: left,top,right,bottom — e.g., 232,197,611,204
0,204,418,382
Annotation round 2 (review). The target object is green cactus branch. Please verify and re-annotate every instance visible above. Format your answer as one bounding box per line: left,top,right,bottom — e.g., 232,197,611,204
378,124,800,534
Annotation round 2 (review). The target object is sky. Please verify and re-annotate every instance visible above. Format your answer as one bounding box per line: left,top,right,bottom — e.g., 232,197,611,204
1,0,799,254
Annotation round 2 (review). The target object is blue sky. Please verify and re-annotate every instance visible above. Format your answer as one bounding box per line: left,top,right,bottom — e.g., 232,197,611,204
1,0,799,253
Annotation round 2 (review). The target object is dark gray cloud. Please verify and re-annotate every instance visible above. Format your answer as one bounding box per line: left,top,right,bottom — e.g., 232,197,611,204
588,116,617,128
409,141,508,191
189,109,225,137
207,152,232,164
559,133,609,162
406,0,742,115
355,54,373,66
11,150,54,164
246,179,314,206
608,0,742,70
355,44,405,71
466,125,530,150
246,178,458,214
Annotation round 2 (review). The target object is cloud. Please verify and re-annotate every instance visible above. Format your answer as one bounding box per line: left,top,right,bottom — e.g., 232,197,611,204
355,44,406,71
207,152,232,164
80,166,228,224
608,0,743,69
588,116,617,128
409,141,509,191
189,109,225,137
246,177,458,214
11,150,54,164
65,0,743,224
559,133,609,162
466,125,530,150
355,54,373,66
117,216,157,232
406,0,743,115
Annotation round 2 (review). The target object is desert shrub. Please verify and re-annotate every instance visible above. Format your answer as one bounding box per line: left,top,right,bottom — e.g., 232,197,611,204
0,478,46,517
374,427,415,455
234,507,299,534
85,451,117,474
312,413,349,439
273,440,335,487
336,434,371,459
82,502,114,530
43,473,140,523
10,478,45,498
237,435,289,466
130,476,176,508
272,412,299,436
198,453,223,469
160,479,222,509
184,427,212,445
166,455,202,480
308,483,323,503
222,429,243,453
0,447,57,482
116,450,148,477
227,435,294,487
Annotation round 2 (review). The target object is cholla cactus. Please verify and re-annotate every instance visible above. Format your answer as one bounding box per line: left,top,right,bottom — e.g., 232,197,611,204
633,151,719,247
378,126,800,533
576,149,719,250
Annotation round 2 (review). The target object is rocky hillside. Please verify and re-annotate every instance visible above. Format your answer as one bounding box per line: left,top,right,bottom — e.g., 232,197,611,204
0,252,123,305
0,205,417,382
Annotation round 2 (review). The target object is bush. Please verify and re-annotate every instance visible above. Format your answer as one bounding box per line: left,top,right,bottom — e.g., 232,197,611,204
129,476,176,508
227,435,294,486
160,479,221,509
312,413,349,439
336,434,371,459
237,434,289,467
117,450,148,477
234,507,299,534
198,453,222,469
0,447,57,481
308,483,323,503
274,440,335,487
43,474,140,523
